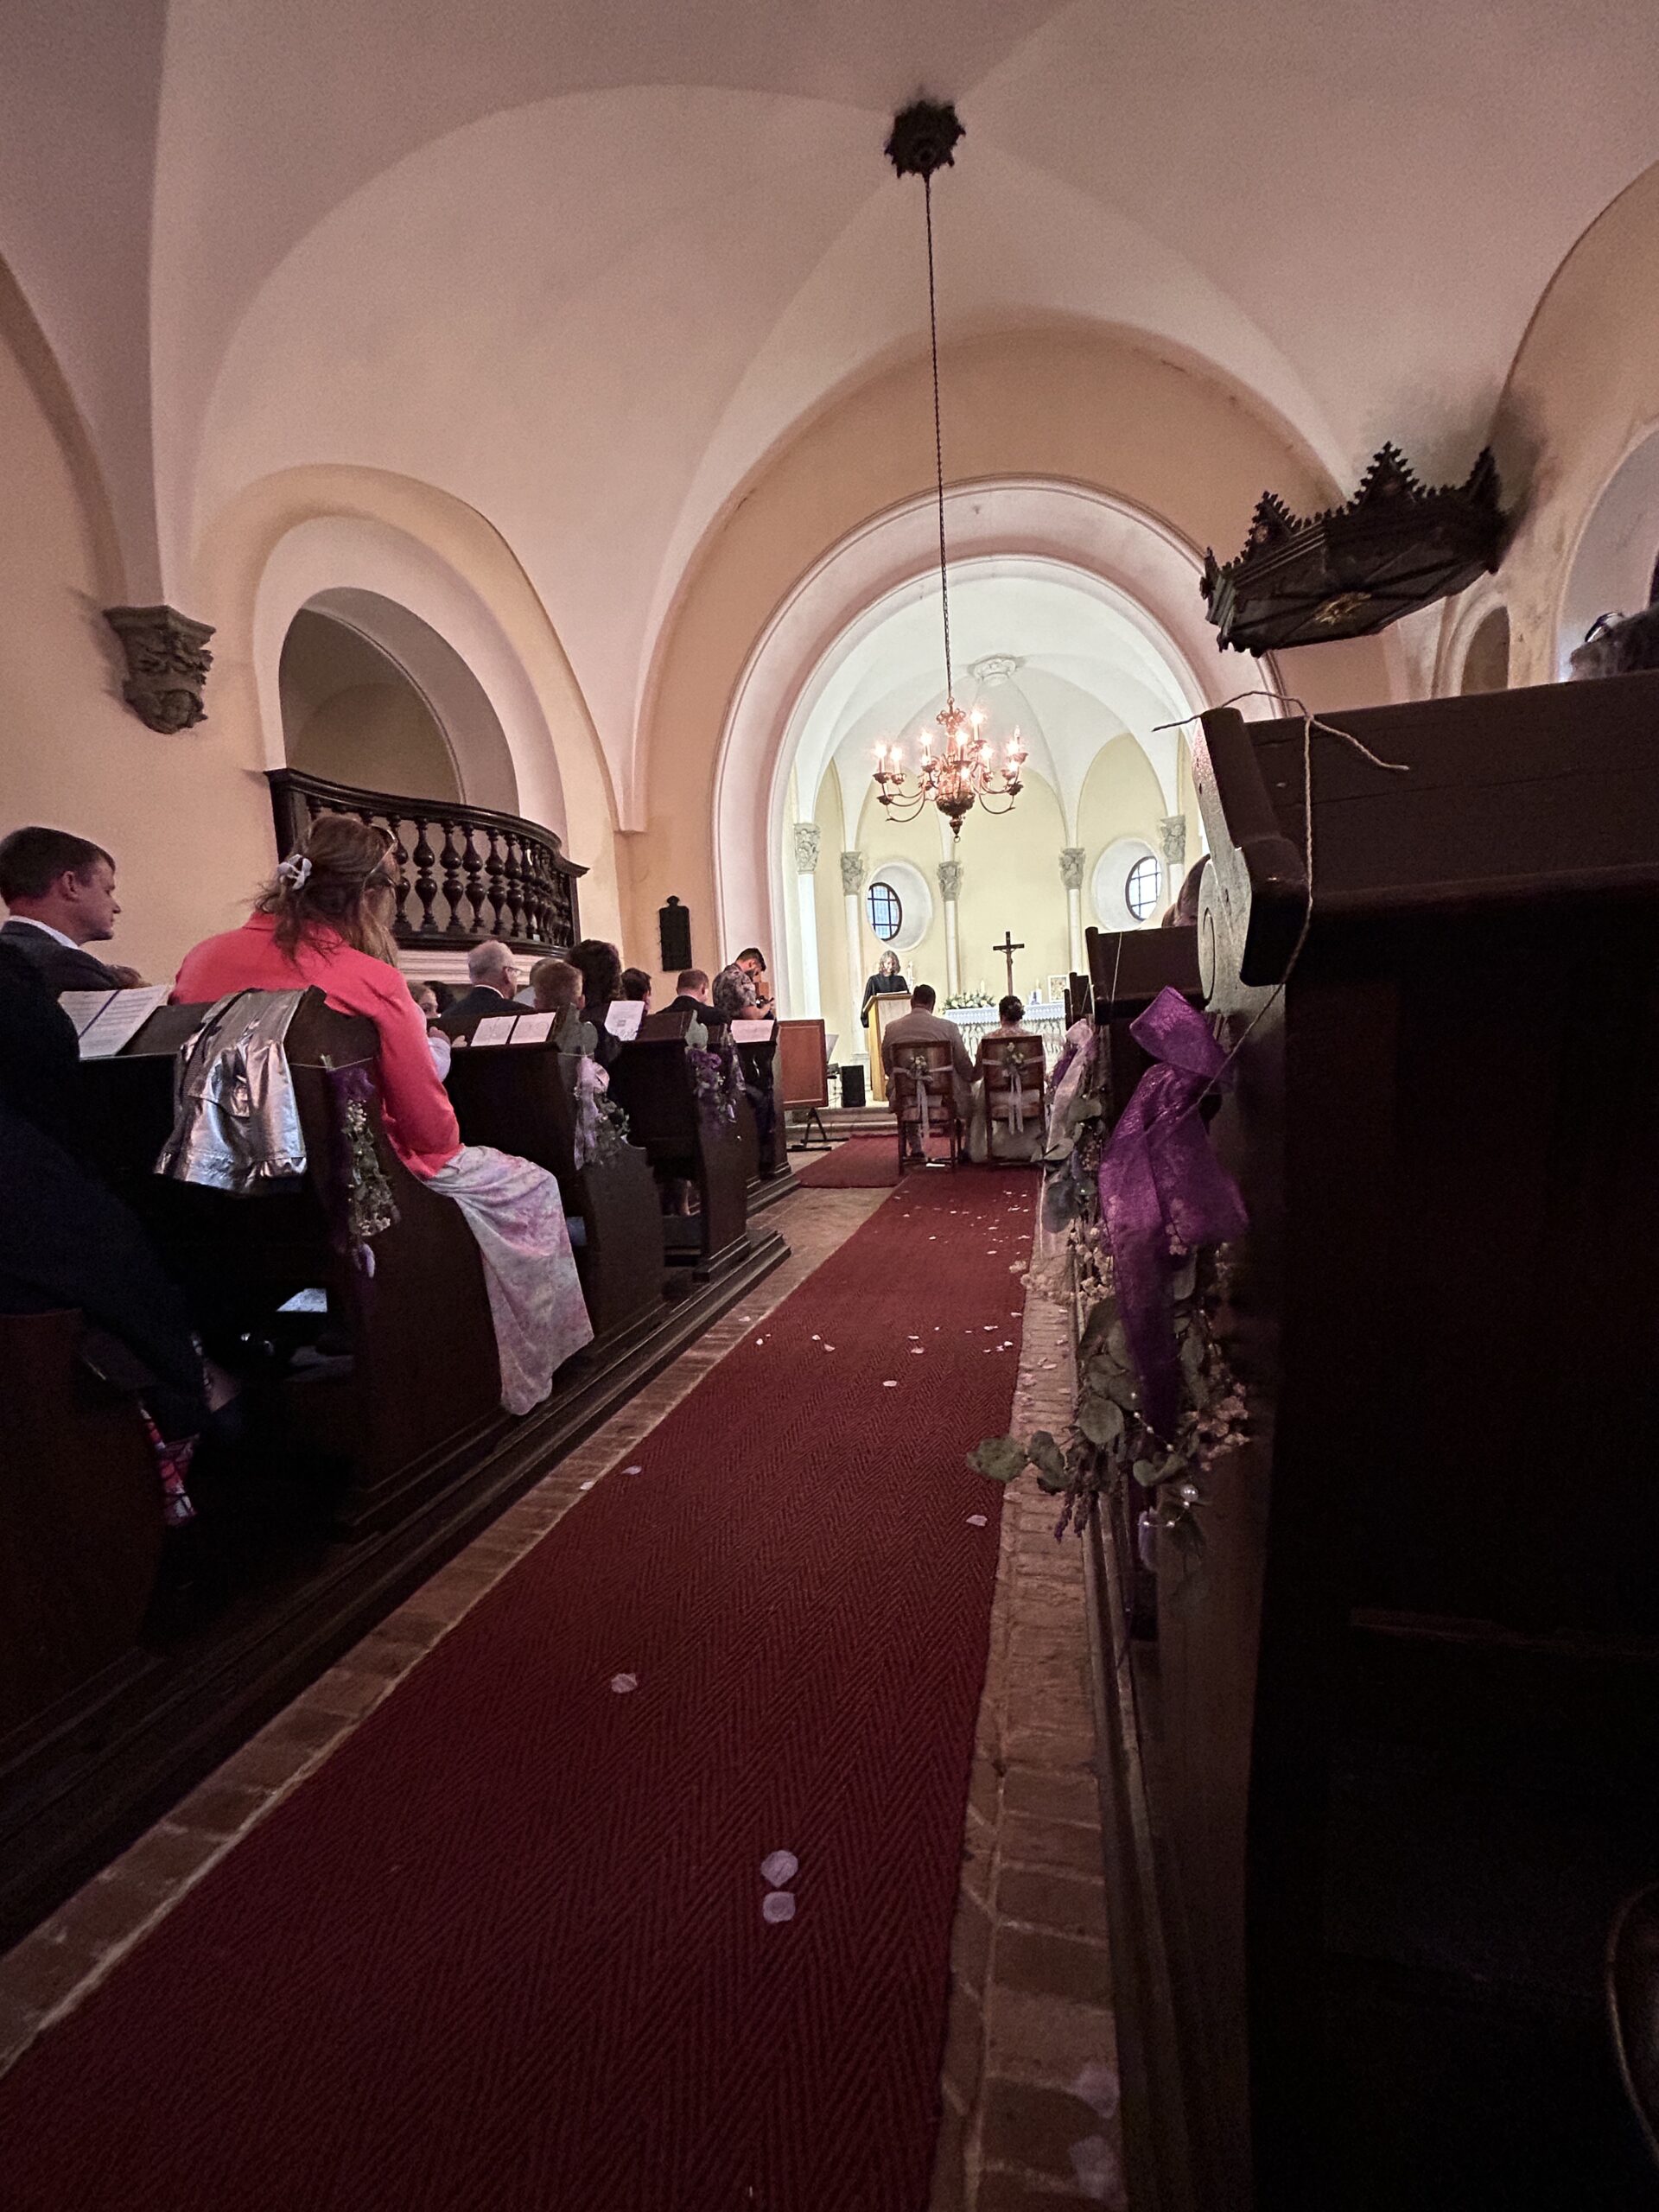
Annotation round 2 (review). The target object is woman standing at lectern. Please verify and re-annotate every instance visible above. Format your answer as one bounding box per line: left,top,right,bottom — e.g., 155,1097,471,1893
860,948,909,1028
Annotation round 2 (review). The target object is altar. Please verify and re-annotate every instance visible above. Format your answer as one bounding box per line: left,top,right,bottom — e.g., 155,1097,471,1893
946,1000,1069,1058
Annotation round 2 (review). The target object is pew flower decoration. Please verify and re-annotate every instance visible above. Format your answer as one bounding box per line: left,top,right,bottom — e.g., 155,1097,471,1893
689,1041,741,1134
968,1263,1246,1554
571,1055,633,1169
970,988,1249,1555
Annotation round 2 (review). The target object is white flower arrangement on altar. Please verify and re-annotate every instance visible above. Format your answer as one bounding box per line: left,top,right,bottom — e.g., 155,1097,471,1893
944,989,994,1010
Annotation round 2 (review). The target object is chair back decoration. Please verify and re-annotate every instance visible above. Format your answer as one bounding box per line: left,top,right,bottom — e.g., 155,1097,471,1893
978,1035,1046,1135
892,1040,955,1143
156,988,308,1193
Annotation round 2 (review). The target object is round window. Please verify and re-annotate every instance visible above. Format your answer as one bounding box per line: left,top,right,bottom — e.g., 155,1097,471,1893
866,880,902,942
1125,854,1162,923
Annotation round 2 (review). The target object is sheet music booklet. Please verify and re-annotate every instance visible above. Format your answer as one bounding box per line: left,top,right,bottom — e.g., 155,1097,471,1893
59,985,169,1059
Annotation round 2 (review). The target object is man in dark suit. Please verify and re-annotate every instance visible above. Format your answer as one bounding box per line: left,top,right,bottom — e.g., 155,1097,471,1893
0,824,128,994
665,967,720,1023
436,938,522,1036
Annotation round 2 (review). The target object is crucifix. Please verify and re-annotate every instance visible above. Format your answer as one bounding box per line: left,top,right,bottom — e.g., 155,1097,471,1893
993,931,1024,995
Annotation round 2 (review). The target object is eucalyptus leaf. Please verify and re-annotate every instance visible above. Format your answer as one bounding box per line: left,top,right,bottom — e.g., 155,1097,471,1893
1027,1430,1068,1481
967,1435,1029,1484
1077,1393,1126,1448
1036,1464,1071,1495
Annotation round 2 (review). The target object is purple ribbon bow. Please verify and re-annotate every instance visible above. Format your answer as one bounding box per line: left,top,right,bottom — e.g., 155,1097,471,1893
1097,987,1247,1440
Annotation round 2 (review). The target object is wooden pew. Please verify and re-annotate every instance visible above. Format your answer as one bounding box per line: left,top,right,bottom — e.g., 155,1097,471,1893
1085,922,1202,1120
1093,671,1659,2209
0,1311,164,1737
607,1012,750,1274
442,1035,666,1340
79,991,500,1535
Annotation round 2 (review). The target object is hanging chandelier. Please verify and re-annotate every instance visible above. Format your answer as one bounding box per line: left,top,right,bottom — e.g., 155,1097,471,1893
872,99,1027,842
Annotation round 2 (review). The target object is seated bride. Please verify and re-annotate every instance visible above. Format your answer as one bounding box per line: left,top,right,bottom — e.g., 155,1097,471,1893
968,995,1046,1163
174,815,593,1414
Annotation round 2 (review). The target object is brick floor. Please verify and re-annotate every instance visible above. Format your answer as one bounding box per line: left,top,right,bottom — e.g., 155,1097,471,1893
0,1187,886,2082
929,1210,1123,2212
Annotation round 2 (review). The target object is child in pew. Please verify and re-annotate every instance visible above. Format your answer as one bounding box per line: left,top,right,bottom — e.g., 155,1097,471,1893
175,816,593,1414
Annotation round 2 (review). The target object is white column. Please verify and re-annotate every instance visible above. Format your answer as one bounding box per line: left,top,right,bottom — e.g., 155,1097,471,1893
938,859,963,996
840,850,867,1058
791,823,823,1018
1060,846,1086,971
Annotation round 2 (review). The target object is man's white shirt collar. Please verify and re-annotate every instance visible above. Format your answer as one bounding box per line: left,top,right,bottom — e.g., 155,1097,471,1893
8,916,79,951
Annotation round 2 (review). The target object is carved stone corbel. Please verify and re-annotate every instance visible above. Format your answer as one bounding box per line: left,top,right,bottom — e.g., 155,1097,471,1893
1058,846,1086,892
791,822,823,874
937,860,963,902
105,604,215,733
1159,814,1188,868
840,849,868,896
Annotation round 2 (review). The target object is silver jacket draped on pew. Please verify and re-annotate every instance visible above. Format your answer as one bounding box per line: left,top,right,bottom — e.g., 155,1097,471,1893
156,988,308,1192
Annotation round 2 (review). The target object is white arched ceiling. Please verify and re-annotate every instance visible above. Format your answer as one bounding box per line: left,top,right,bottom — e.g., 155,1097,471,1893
7,0,1659,754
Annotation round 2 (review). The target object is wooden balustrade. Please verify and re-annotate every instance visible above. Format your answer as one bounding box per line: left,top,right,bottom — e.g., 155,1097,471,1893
268,768,584,954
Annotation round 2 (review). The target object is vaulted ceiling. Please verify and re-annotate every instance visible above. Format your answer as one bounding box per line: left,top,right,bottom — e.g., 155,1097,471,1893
3,0,1657,815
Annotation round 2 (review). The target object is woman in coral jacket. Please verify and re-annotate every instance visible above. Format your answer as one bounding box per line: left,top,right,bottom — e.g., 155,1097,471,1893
175,813,591,1413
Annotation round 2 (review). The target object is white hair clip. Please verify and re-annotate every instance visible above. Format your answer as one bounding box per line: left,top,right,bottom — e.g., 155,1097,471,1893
276,851,314,890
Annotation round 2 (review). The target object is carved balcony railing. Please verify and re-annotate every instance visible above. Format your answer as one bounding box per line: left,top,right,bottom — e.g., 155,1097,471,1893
268,769,584,955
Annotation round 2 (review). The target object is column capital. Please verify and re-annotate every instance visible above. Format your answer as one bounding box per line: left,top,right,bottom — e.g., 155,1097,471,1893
839,849,868,895
1159,814,1188,868
1058,845,1086,892
937,859,963,902
791,822,823,874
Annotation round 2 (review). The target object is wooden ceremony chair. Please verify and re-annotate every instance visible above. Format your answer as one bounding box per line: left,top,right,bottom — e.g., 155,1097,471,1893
976,1034,1048,1161
887,1039,963,1169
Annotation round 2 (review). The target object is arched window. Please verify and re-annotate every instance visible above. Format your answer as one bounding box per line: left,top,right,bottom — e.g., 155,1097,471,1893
866,880,902,941
1125,854,1162,923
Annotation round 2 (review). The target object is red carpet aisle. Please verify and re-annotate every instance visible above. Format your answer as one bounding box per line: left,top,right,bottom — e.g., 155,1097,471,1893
794,1133,903,1187
2,1172,1039,2212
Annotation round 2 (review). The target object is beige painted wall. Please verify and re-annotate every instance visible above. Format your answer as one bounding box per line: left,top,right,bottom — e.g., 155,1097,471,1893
631,321,1393,976
0,296,274,983
1077,735,1172,922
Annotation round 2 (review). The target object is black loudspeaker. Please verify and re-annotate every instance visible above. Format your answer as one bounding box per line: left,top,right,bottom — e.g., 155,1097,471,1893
838,1064,866,1109
658,895,692,973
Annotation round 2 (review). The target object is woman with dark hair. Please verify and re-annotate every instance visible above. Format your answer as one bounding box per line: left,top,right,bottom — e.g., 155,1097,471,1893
620,967,652,1008
571,938,625,1066
174,814,592,1413
858,946,908,1028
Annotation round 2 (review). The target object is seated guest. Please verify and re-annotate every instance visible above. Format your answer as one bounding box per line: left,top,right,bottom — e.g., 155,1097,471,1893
529,956,588,1052
174,815,592,1413
408,977,451,1079
665,968,718,1023
0,824,133,993
1161,856,1208,929
712,945,773,1021
0,951,208,1504
571,938,626,1067
969,997,1046,1163
620,966,652,1011
880,983,975,1165
436,938,522,1036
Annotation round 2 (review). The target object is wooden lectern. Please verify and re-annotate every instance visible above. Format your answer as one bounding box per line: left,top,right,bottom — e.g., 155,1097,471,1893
1096,671,1659,2209
867,993,912,1105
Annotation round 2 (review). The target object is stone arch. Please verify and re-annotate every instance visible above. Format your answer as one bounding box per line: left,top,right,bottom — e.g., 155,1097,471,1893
191,464,625,941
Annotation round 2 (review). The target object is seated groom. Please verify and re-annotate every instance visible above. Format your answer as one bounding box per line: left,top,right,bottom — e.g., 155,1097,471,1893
880,983,975,1161
0,824,130,992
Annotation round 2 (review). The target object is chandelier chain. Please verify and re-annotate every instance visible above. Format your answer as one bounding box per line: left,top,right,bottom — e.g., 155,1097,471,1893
924,172,952,709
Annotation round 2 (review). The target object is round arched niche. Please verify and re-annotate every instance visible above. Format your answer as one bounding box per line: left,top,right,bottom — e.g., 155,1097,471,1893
281,605,461,801
1459,605,1510,695
1559,423,1659,675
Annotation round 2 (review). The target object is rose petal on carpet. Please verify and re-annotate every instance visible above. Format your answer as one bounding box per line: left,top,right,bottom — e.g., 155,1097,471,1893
0,1169,1039,2212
